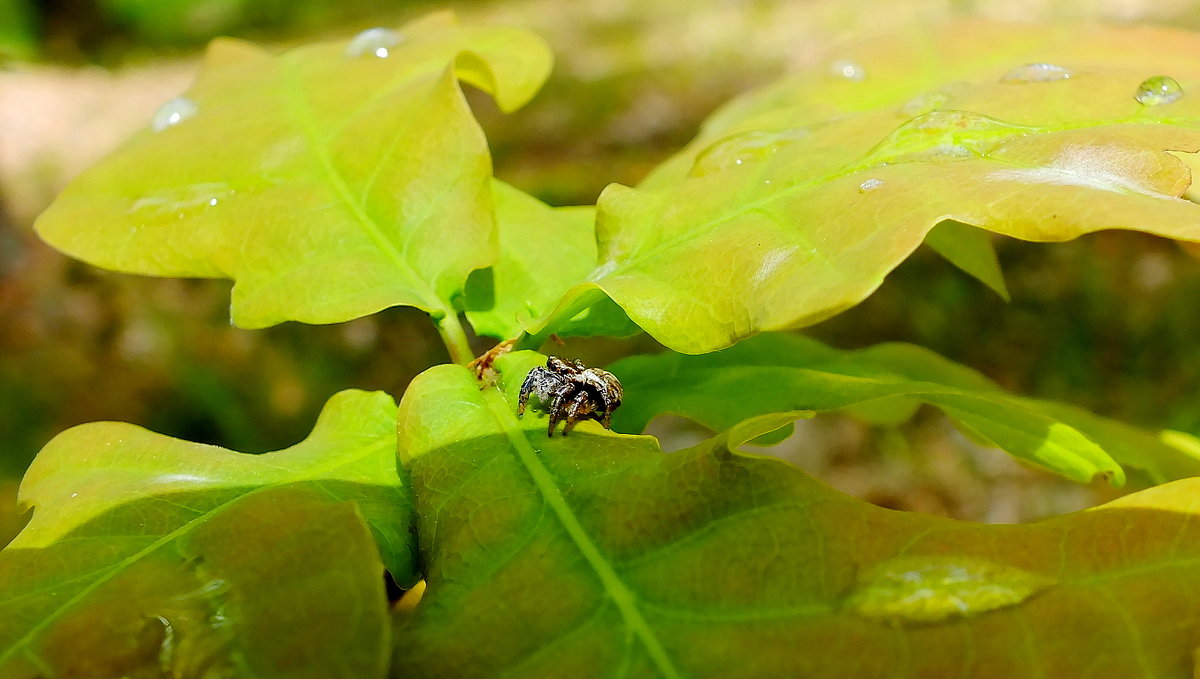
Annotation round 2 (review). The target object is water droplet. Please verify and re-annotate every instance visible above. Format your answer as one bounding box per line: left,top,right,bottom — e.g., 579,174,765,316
1135,75,1184,106
345,27,403,59
829,59,866,82
151,97,198,132
129,183,234,220
865,110,1032,166
859,178,885,192
690,128,813,176
70,492,78,498
1000,62,1073,83
845,555,1053,624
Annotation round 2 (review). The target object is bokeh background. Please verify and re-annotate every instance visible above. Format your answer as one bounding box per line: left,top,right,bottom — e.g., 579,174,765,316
5,0,1200,543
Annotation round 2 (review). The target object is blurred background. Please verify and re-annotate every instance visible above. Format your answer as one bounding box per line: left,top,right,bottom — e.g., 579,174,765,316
5,0,1200,543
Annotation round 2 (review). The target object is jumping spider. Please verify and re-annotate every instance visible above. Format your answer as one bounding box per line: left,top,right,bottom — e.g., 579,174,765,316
518,356,623,437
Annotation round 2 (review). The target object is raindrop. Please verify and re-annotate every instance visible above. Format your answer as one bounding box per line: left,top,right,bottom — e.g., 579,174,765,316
345,27,404,59
845,555,1053,624
151,97,198,132
864,110,1031,166
859,178,886,192
1134,75,1184,106
1000,62,1073,83
129,183,234,219
690,128,813,176
829,59,866,82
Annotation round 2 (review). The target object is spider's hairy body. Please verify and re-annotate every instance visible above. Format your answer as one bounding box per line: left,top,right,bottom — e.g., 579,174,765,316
517,356,623,437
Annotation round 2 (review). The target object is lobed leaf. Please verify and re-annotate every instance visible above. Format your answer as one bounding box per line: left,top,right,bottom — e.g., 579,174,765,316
34,12,552,328
392,353,1200,678
610,333,1200,484
538,22,1200,352
0,390,412,678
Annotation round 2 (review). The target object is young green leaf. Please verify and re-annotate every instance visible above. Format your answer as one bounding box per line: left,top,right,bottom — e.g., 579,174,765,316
34,12,552,328
464,181,638,340
0,390,412,677
923,220,1010,300
541,22,1200,353
611,333,1200,484
393,354,1200,678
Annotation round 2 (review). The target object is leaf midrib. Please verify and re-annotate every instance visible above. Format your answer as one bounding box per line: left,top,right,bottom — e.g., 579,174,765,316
480,387,684,679
280,60,446,314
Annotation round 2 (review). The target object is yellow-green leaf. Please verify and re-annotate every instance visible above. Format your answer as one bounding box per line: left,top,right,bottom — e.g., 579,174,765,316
392,354,1200,678
0,390,411,677
611,333,1200,483
924,220,1010,300
546,22,1200,352
464,181,638,340
34,12,552,327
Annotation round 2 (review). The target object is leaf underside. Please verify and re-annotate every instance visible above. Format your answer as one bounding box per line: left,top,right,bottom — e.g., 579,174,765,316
609,333,1200,485
393,354,1200,678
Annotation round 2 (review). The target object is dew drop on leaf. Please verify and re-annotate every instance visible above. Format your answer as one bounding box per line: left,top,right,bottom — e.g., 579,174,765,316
858,178,886,192
1134,75,1184,105
151,96,198,132
345,27,404,59
1000,62,1073,83
689,128,812,176
866,110,1030,164
845,555,1054,624
828,59,866,81
128,183,234,219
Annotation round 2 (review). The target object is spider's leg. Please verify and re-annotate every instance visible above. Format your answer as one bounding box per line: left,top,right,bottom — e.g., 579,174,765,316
592,388,614,428
598,373,622,430
562,391,590,436
581,371,619,423
518,374,534,417
547,384,574,437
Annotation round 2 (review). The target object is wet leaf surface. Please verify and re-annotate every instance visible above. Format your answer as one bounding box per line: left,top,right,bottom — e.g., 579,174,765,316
391,352,1200,678
34,12,552,328
540,22,1200,352
0,390,410,678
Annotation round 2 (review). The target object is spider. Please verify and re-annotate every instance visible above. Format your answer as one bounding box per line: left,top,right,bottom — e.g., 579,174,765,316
517,356,623,437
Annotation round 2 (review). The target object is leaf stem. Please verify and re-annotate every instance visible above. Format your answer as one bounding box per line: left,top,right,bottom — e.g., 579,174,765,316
434,312,474,366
